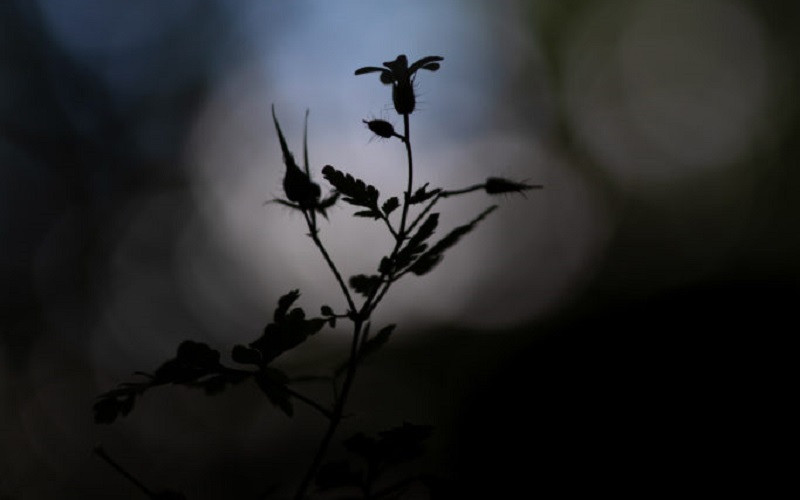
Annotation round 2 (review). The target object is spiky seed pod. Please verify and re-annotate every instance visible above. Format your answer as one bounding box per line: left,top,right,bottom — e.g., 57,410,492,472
363,119,396,139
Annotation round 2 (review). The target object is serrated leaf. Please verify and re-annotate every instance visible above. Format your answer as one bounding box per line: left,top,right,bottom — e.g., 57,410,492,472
382,197,399,216
176,341,220,370
250,317,327,364
250,291,328,364
321,165,380,211
349,274,382,298
410,206,497,276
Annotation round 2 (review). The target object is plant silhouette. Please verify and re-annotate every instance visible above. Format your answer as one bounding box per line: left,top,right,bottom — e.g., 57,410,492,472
94,54,540,499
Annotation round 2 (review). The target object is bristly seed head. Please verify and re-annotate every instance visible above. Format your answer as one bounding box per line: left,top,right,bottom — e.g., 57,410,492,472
363,119,396,139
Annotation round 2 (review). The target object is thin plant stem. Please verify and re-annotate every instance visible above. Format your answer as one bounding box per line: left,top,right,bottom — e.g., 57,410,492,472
398,113,413,239
286,387,334,420
405,183,485,234
94,446,155,498
379,211,399,240
293,319,364,500
302,210,356,313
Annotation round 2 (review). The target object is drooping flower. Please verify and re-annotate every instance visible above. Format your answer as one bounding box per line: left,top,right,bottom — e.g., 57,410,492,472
355,55,443,115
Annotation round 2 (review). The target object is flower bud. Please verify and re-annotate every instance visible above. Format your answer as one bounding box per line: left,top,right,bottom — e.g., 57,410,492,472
363,119,395,138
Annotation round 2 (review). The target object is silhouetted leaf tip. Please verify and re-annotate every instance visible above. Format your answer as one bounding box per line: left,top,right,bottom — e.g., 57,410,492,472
484,177,542,196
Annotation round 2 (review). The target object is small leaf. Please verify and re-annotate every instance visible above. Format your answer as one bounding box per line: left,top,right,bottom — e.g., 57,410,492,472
336,324,394,377
254,367,293,417
484,177,542,196
349,274,382,298
410,206,497,276
382,197,399,216
321,165,380,212
275,290,301,322
378,256,393,275
176,341,220,370
394,213,439,272
408,183,441,205
353,209,382,219
360,324,395,360
321,305,334,316
315,191,340,219
250,317,327,364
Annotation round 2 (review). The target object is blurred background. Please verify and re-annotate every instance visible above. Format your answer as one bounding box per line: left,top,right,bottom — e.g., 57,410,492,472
1,0,797,497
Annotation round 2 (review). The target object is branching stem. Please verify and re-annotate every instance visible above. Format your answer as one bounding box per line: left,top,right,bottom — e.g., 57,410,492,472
293,319,364,500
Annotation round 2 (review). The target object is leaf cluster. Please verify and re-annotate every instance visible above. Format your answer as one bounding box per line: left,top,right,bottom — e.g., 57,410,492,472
321,165,383,219
94,290,329,423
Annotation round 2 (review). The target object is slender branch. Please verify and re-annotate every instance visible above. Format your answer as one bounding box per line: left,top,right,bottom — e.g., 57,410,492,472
94,446,155,498
286,387,334,420
293,319,365,500
363,277,393,319
302,210,357,313
441,183,485,197
378,211,399,240
405,183,485,235
406,192,442,236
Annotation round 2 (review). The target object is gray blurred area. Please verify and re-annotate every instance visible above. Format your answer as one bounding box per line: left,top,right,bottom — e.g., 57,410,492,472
2,0,797,498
